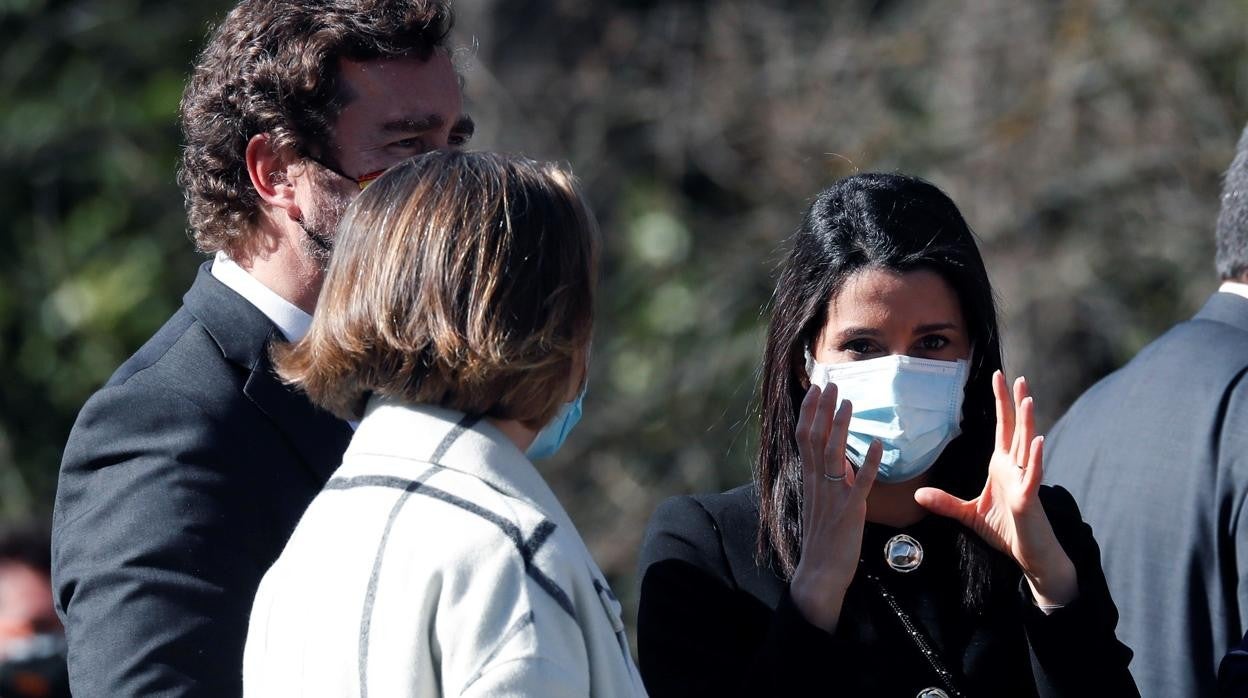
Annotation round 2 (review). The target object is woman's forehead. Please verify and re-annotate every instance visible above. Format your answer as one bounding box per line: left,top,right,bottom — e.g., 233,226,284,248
827,268,963,327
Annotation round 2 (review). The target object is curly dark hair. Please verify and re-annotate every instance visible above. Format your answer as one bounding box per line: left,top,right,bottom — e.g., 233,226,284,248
177,0,454,258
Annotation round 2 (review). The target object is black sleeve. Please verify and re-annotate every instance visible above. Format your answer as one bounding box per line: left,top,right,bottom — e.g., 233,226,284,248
1022,485,1139,697
52,379,263,698
1218,629,1248,697
636,495,864,697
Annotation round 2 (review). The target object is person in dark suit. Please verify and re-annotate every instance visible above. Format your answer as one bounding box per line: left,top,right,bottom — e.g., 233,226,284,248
51,2,474,695
1043,125,1248,698
638,173,1137,696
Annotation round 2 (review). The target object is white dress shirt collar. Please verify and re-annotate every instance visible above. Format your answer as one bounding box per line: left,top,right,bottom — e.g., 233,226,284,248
1219,280,1248,302
210,251,312,342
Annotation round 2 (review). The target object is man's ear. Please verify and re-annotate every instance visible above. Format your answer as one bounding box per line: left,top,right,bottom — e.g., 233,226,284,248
245,134,303,222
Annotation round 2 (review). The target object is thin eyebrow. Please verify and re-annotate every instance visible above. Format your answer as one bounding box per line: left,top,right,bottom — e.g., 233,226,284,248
833,327,882,342
914,322,959,334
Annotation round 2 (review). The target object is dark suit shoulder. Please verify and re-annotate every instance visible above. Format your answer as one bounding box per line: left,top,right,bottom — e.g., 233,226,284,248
56,341,271,549
105,306,198,388
65,268,286,477
1099,308,1248,392
1050,304,1248,459
96,328,246,422
59,316,261,504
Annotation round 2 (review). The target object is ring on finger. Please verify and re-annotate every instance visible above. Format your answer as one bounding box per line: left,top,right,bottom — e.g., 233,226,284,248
824,472,847,482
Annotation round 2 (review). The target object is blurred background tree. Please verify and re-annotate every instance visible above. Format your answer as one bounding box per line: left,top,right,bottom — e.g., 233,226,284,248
3,0,1247,630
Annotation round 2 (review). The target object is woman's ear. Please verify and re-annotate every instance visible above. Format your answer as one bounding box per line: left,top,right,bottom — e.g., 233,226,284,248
245,133,303,222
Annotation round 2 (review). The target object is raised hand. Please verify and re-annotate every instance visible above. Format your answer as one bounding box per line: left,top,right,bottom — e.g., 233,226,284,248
913,371,1079,607
789,382,883,633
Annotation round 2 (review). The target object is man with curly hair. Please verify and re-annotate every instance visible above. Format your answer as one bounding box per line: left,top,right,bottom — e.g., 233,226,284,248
51,1,473,695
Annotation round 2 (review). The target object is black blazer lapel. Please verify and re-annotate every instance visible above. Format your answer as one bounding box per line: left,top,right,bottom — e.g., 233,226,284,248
182,262,352,483
243,341,353,483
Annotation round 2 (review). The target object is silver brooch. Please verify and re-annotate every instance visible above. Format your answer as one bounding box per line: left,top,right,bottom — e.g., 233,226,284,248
884,533,923,573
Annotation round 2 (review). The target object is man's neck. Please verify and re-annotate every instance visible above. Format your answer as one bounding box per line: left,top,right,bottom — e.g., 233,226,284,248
233,238,324,314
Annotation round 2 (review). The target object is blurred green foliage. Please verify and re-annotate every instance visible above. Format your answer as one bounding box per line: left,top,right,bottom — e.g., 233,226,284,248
1,1,236,519
3,0,1248,633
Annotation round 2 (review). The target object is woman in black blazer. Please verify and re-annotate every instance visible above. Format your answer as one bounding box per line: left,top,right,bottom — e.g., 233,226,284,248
637,173,1137,697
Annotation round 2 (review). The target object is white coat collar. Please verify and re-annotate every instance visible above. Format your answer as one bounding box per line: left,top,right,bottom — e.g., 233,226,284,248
345,396,574,528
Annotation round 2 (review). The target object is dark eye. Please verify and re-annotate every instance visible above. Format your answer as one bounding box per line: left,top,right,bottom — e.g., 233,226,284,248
392,137,426,151
918,335,950,351
841,338,879,356
449,130,472,148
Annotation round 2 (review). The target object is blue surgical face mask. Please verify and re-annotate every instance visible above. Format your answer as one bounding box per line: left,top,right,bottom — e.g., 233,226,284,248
805,352,970,483
526,385,586,460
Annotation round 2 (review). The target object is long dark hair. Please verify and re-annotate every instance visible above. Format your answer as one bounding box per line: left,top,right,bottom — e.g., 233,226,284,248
755,172,1006,609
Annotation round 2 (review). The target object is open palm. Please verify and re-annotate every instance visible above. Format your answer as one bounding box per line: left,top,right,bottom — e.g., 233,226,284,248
789,382,883,632
914,371,1078,605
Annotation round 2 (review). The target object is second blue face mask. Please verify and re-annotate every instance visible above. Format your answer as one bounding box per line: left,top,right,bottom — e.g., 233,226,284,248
526,384,587,461
806,353,970,483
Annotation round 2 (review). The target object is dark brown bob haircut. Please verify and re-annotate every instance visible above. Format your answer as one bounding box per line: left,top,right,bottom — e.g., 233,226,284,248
177,0,453,259
275,151,598,425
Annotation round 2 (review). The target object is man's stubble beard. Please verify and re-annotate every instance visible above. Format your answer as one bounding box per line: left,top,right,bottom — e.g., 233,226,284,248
299,179,354,272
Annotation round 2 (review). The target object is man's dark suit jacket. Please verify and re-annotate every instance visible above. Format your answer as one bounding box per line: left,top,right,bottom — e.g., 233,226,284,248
52,263,354,697
1045,291,1248,698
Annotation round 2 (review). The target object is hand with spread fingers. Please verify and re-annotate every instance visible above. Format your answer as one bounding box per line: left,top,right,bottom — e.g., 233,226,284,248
914,370,1079,608
789,382,883,633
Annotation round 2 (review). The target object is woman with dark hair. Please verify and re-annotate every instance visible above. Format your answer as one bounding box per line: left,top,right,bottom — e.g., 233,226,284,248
637,173,1137,696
